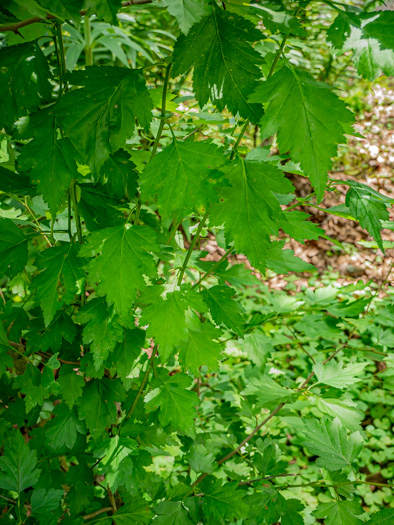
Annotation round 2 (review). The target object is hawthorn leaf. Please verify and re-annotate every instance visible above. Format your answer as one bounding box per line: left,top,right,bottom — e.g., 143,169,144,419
78,378,126,438
179,321,222,373
13,364,46,412
313,360,366,389
0,218,28,278
241,375,296,407
368,509,394,525
33,244,86,326
17,109,82,215
84,0,122,24
45,404,84,449
249,66,354,200
202,285,245,336
31,487,64,517
0,40,52,130
140,140,226,220
56,67,153,171
161,0,210,34
363,11,394,50
110,328,146,387
172,3,264,122
58,365,85,408
95,436,138,492
140,288,206,361
109,498,153,524
302,417,363,471
145,368,199,437
27,311,76,353
78,298,123,369
81,225,160,321
100,149,138,198
202,480,248,522
313,500,364,525
35,0,81,21
280,210,325,243
345,183,389,251
328,12,394,80
242,331,273,368
0,165,34,196
0,431,41,494
210,158,293,271
154,501,194,525
314,396,363,432
266,241,315,274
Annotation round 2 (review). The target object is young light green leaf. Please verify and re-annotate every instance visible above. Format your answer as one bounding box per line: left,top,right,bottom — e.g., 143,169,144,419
211,158,293,272
302,417,363,471
140,140,226,220
241,375,296,407
0,218,28,278
56,67,153,171
162,0,210,34
249,66,354,201
313,500,364,525
0,40,52,130
33,244,85,326
313,360,366,389
0,431,41,494
202,285,245,336
145,368,199,437
242,331,273,368
172,4,264,122
78,378,126,439
81,225,160,321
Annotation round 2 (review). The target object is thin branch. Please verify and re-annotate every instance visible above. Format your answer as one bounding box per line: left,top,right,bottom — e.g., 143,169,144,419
150,63,173,159
82,507,113,521
177,210,209,287
191,247,234,289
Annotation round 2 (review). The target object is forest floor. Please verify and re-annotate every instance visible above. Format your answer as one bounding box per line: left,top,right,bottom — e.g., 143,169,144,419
203,81,394,291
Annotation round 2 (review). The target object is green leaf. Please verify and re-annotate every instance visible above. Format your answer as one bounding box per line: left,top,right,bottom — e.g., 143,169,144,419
58,365,85,408
363,11,394,50
31,487,64,517
179,321,222,373
140,140,226,220
78,378,126,438
328,13,394,80
314,396,363,432
202,480,248,522
172,4,264,122
17,109,82,215
110,498,153,524
249,66,354,200
280,210,325,243
368,509,394,525
78,298,123,368
266,241,315,274
242,331,273,367
84,0,122,24
162,0,210,34
145,368,199,437
345,183,389,251
313,500,364,525
242,375,296,407
110,328,146,386
32,244,85,326
35,0,81,21
140,288,206,361
0,40,52,130
27,311,76,353
0,431,41,494
0,218,28,278
302,417,363,471
0,165,34,196
202,285,245,336
81,225,160,321
211,157,293,271
45,404,85,449
313,360,366,389
56,67,153,171
100,149,138,199
154,501,194,525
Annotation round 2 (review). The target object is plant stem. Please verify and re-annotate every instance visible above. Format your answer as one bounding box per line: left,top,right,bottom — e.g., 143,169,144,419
177,210,209,287
82,507,113,521
23,198,53,247
191,247,234,289
122,348,156,424
150,63,172,159
84,15,93,66
229,119,250,160
70,180,83,245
